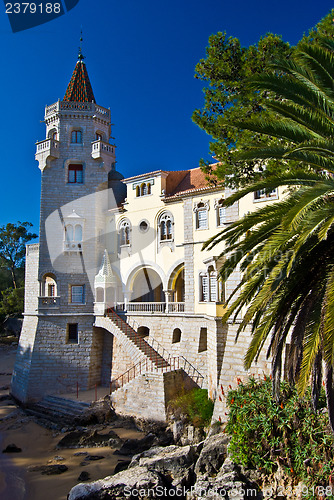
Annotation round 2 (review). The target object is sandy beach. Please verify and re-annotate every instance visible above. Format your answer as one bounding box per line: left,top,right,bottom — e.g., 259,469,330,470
0,343,144,500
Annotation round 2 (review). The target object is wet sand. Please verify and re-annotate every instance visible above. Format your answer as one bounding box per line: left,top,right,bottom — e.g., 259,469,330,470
0,343,144,500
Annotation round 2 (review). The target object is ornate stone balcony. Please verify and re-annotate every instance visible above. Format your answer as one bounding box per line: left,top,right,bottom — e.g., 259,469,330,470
91,140,116,162
35,139,60,170
64,241,82,253
115,302,185,314
38,296,60,309
44,100,111,121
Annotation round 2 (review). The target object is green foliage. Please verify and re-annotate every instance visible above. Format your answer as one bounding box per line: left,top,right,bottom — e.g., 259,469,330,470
0,221,37,289
226,378,334,494
193,10,334,188
0,287,24,321
203,36,334,432
169,388,214,427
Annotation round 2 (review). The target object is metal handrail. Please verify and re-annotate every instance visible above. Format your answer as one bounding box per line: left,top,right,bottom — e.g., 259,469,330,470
106,308,169,368
110,355,204,392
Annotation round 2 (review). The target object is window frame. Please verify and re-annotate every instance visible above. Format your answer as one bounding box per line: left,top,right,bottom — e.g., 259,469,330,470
70,285,85,304
71,130,82,144
68,164,83,184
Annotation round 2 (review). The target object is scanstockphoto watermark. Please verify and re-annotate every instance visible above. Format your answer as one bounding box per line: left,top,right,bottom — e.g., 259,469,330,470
123,484,258,498
3,0,80,32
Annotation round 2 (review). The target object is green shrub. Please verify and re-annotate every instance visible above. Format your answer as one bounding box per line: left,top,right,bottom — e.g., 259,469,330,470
169,388,214,427
226,377,334,497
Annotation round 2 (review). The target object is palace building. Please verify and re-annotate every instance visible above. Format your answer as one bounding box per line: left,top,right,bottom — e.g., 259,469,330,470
11,53,276,421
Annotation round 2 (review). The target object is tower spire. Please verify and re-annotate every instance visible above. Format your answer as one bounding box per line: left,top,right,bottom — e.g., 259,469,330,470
63,32,95,103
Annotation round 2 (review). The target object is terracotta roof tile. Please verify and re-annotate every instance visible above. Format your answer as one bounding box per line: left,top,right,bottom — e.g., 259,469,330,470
64,60,95,103
166,168,212,197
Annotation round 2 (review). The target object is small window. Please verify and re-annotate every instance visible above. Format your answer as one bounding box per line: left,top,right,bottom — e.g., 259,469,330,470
68,164,83,184
48,284,55,297
215,199,225,227
254,188,278,201
200,274,209,302
71,285,85,304
200,270,218,302
67,323,78,343
159,212,174,242
96,133,102,141
198,327,207,353
172,328,181,343
197,209,208,229
119,219,131,246
71,130,82,143
139,220,149,233
136,186,140,197
74,225,82,242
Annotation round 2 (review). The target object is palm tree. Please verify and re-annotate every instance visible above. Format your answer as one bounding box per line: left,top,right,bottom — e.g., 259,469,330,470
204,38,334,431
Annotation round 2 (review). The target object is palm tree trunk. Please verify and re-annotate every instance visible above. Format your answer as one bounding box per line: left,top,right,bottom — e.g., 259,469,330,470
311,350,322,411
325,363,334,433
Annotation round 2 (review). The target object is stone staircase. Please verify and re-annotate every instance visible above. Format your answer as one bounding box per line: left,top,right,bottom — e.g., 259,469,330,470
25,395,91,426
95,308,170,369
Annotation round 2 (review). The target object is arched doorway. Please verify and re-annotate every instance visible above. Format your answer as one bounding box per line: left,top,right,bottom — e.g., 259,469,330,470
132,268,163,303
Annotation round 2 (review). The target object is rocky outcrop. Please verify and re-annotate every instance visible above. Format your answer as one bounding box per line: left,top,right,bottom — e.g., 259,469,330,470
68,465,165,500
57,429,122,449
68,433,260,500
194,433,230,477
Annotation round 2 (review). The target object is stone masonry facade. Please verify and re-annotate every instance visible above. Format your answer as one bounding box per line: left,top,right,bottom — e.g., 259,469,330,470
11,56,276,422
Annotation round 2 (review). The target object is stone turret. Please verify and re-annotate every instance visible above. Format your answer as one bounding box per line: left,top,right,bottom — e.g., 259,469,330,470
11,52,122,403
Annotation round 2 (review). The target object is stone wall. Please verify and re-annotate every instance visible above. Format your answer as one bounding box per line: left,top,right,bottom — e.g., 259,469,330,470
111,369,193,422
211,322,272,423
11,314,102,402
125,313,211,387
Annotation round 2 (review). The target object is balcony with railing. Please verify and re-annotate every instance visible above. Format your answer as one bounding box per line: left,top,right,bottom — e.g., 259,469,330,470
91,140,116,160
115,302,185,314
44,100,111,121
35,139,60,169
38,296,60,309
63,241,82,253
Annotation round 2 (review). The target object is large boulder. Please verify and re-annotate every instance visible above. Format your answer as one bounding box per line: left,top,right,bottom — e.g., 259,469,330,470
194,433,230,477
130,444,199,489
68,465,165,500
188,458,261,500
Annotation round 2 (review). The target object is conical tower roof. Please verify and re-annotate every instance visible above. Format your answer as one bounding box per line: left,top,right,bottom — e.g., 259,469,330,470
63,56,95,103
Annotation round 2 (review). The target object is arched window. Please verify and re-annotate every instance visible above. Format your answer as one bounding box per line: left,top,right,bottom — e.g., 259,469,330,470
159,212,174,242
141,183,147,196
64,220,83,252
147,183,151,195
119,219,131,246
71,130,82,143
136,186,140,197
65,224,73,241
172,328,181,343
74,225,82,242
42,274,57,297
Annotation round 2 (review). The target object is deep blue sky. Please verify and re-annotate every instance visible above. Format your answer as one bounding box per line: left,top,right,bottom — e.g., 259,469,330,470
0,0,332,232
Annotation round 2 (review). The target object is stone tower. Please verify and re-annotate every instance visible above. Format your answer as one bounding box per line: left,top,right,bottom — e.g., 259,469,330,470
11,52,120,402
